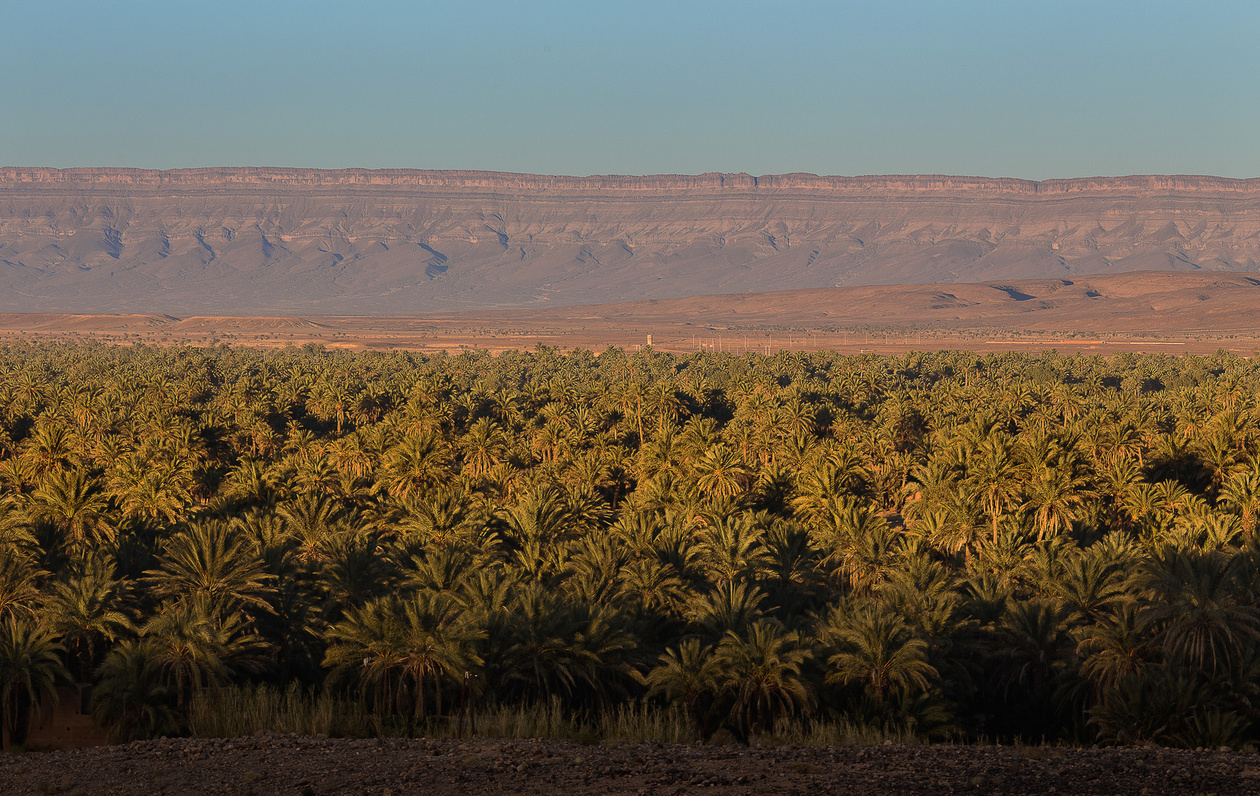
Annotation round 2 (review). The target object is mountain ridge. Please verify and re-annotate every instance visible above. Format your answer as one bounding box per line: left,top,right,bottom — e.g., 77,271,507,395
4,167,1260,196
3,168,1259,315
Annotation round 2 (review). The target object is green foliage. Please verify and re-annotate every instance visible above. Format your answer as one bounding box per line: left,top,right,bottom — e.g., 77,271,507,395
91,639,180,741
0,614,69,745
4,340,1260,748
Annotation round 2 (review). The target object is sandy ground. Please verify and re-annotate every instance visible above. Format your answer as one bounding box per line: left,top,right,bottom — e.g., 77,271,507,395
5,272,1260,355
2,735,1257,795
0,315,1256,357
1,327,1254,357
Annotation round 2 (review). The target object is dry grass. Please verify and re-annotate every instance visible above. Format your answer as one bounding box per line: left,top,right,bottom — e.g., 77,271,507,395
188,687,912,747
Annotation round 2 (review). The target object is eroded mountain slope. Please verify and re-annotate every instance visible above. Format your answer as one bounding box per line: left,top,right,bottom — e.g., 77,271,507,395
2,168,1258,313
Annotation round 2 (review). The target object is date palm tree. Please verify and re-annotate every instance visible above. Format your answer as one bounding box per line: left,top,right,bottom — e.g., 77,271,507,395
91,639,180,741
1049,552,1128,626
1075,604,1151,695
812,499,898,596
792,453,869,521
966,434,1022,542
397,592,483,721
19,422,76,481
995,599,1075,710
641,638,720,735
825,604,937,704
1022,461,1092,543
0,547,43,622
41,556,136,681
687,581,767,641
644,382,686,438
397,487,484,550
616,557,690,616
28,467,112,558
277,492,344,566
461,417,508,479
141,595,268,707
1219,468,1260,538
698,513,772,586
501,486,573,544
715,619,812,737
382,428,451,500
144,520,275,616
564,533,628,606
692,445,749,502
323,597,407,716
495,584,634,710
763,520,819,609
110,457,194,525
320,532,395,613
0,615,69,748
1198,427,1244,497
1137,547,1260,676
308,377,354,436
0,493,35,544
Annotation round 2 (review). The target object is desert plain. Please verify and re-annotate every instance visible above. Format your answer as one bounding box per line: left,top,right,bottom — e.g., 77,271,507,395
3,269,1260,357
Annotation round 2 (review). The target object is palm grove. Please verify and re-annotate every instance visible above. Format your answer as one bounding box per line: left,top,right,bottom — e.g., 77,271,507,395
2,340,1260,748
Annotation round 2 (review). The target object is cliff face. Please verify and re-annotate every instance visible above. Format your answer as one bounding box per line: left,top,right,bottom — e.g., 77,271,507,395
2,168,1258,314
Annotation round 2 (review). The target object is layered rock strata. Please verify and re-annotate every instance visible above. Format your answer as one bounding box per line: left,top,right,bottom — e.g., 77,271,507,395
2,168,1257,314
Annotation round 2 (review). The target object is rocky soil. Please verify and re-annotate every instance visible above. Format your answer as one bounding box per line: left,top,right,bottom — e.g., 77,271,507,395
2,735,1258,795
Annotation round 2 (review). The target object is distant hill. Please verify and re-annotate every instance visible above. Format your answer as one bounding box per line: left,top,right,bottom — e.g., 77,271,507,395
5,272,1260,343
2,167,1258,314
470,270,1260,335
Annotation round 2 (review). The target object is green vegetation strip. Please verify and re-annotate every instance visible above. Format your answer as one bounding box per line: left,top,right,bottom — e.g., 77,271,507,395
1,341,1258,750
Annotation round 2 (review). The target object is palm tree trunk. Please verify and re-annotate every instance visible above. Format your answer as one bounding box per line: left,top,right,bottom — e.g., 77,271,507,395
636,396,644,446
10,692,30,747
435,673,443,721
418,669,426,721
78,643,92,684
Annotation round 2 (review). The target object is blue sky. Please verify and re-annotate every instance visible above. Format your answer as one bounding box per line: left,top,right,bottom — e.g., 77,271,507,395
3,1,1258,178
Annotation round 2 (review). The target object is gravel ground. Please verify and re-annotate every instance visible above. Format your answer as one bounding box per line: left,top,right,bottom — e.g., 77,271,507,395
2,735,1258,795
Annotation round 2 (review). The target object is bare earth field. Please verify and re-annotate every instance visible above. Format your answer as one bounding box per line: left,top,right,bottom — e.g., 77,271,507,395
3,271,1260,356
2,735,1257,796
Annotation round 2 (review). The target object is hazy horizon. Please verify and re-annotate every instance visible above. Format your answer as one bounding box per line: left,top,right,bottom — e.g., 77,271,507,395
6,165,1260,181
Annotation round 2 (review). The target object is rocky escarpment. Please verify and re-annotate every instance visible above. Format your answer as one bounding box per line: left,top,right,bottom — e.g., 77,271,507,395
1,168,1258,314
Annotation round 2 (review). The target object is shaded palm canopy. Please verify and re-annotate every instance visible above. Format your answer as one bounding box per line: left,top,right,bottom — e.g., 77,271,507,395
3,340,1260,747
